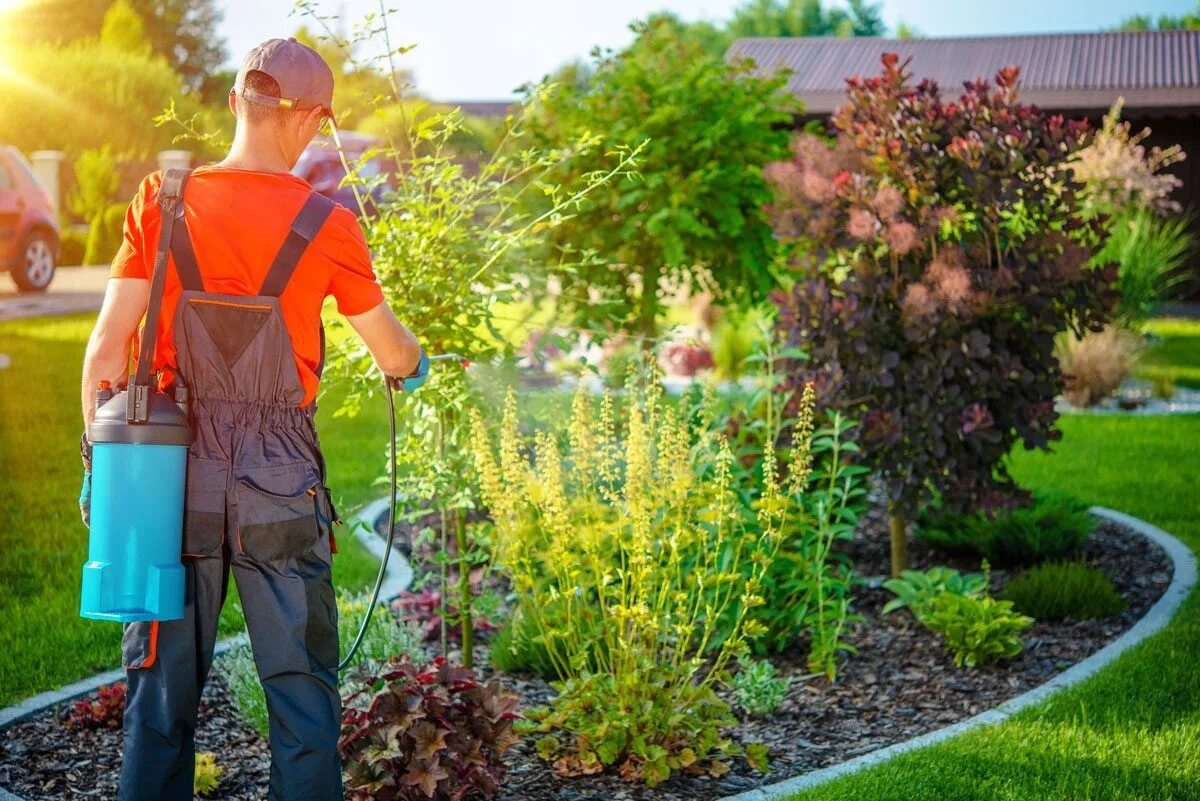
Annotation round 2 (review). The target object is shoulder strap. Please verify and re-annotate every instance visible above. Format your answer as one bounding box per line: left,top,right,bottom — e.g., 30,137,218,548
168,201,205,292
128,168,191,423
259,192,337,297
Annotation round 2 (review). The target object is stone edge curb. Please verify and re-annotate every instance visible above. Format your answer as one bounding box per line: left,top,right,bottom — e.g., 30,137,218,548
717,506,1198,801
0,499,410,740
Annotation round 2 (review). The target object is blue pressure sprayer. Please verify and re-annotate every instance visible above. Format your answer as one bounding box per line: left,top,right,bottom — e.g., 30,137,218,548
80,188,193,622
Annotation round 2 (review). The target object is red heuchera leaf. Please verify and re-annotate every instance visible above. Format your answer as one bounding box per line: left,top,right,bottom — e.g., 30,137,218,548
339,656,522,801
66,682,125,730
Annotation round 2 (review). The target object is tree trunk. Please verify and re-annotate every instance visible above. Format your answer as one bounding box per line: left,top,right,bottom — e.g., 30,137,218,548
888,510,909,577
637,260,661,338
455,508,474,669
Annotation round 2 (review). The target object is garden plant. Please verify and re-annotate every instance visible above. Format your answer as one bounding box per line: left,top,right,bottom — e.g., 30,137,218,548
769,54,1119,575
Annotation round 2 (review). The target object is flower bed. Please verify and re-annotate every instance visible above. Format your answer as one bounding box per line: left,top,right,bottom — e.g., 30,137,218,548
0,516,1171,801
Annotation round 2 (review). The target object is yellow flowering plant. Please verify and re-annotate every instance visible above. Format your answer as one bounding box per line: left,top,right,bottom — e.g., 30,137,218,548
469,361,819,785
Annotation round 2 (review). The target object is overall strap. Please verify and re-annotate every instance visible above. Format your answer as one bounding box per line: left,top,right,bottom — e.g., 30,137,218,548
168,202,205,292
259,192,337,297
128,168,191,423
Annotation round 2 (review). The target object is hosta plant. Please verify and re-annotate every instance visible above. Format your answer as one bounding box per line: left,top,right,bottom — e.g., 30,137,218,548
469,369,819,785
922,592,1034,668
769,53,1119,575
339,656,521,801
882,566,988,622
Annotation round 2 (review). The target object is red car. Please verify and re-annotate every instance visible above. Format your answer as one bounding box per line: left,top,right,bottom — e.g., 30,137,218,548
0,145,59,292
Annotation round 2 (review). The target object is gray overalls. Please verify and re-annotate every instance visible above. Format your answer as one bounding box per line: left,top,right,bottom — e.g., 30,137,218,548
118,170,343,801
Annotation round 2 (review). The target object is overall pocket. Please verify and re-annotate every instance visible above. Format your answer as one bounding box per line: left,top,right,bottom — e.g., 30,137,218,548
235,461,322,563
183,457,228,558
122,620,160,670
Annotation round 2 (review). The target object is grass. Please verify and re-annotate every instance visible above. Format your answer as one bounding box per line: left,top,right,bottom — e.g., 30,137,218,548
1135,317,1200,390
789,413,1200,801
0,313,391,705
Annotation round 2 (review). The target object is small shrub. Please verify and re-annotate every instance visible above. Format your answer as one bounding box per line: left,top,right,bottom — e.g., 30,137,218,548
922,593,1034,668
1152,375,1176,400
730,657,790,718
65,681,125,730
1094,209,1194,326
917,493,1095,565
1057,325,1146,407
882,566,987,621
487,608,570,679
1003,561,1126,621
659,341,715,377
216,645,269,737
193,752,223,797
339,656,521,801
710,305,769,380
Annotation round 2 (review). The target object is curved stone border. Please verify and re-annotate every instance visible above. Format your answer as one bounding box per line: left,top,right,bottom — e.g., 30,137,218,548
717,506,1198,801
0,499,410,738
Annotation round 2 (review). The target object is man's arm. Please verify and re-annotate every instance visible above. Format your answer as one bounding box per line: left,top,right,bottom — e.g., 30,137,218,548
81,278,150,429
345,300,422,379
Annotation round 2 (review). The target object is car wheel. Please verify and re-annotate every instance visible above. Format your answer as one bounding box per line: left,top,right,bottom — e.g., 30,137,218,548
11,230,55,293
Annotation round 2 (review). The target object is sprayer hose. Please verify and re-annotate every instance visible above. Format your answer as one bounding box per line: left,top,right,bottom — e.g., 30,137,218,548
336,377,399,672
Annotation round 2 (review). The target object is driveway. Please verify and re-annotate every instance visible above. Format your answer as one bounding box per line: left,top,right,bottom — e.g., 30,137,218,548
0,266,107,321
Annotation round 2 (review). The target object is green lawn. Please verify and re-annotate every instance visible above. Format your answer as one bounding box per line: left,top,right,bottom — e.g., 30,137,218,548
789,413,1200,800
1135,317,1200,390
0,313,390,705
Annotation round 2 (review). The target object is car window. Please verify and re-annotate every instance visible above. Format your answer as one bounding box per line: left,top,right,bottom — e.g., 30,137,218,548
5,148,38,187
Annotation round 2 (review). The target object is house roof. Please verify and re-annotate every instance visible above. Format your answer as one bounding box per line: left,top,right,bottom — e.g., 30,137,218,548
726,30,1200,115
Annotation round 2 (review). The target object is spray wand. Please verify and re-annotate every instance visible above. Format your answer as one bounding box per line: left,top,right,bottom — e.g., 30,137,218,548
337,352,470,672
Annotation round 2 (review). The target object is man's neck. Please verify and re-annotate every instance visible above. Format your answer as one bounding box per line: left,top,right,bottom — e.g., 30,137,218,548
218,132,292,174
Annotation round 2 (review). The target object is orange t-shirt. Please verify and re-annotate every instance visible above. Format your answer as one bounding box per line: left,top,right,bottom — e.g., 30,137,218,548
111,166,384,406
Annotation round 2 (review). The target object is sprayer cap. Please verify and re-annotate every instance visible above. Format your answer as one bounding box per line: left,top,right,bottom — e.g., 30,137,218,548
89,389,192,446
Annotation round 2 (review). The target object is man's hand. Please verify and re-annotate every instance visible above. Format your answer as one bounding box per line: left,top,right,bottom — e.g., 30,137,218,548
82,278,151,428
387,351,430,393
79,433,92,528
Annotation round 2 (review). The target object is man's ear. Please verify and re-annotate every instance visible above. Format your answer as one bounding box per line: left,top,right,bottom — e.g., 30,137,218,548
228,89,238,117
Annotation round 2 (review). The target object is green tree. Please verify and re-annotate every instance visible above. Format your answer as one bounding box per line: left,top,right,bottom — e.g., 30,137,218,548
101,0,151,54
67,147,125,266
0,0,226,92
523,17,796,337
729,0,885,39
1118,2,1200,30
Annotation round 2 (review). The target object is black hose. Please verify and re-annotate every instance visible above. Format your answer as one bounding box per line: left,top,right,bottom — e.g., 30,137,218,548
337,376,399,672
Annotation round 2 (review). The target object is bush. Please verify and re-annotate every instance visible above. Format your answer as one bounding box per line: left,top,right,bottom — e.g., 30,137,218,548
193,752,223,797
922,592,1033,668
340,656,521,801
710,305,770,380
730,657,790,718
882,566,987,621
917,493,1095,565
1094,209,1194,326
65,681,125,730
1067,98,1186,220
469,371,824,783
1056,325,1146,407
769,54,1118,573
1003,561,1126,621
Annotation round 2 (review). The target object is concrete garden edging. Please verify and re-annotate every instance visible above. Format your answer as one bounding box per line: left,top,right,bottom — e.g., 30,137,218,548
716,506,1198,801
0,498,410,764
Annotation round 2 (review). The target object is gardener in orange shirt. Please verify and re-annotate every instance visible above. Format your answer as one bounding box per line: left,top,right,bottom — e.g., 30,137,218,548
79,38,426,801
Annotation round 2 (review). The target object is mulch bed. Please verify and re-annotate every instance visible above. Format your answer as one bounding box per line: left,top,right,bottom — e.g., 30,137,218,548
0,517,1172,801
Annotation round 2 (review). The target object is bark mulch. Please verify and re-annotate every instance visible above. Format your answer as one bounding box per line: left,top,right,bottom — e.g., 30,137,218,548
0,518,1172,801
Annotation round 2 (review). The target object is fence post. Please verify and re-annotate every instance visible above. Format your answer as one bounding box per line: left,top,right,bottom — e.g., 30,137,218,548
157,150,193,171
29,150,65,213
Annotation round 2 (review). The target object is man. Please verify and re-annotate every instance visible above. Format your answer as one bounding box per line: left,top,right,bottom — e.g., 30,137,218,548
79,38,424,801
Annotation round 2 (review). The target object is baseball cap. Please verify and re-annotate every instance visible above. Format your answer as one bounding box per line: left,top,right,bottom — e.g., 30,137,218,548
234,37,335,120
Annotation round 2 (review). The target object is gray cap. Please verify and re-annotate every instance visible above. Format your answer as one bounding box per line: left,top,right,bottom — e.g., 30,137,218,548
234,37,335,118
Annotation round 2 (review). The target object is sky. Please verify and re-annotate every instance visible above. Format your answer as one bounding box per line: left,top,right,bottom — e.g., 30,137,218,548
219,0,1198,100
